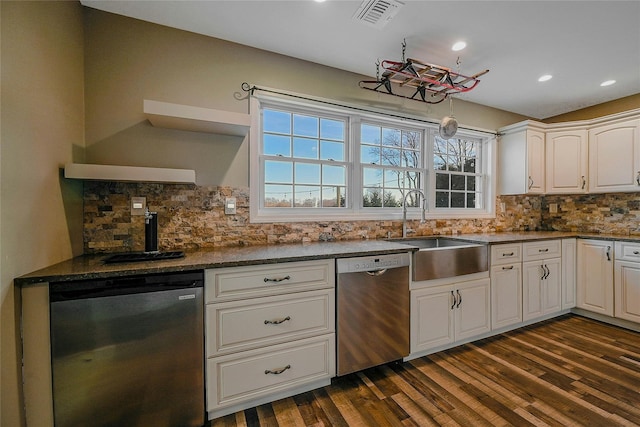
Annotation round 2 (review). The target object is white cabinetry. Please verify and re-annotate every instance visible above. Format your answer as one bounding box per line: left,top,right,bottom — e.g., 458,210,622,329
546,129,588,194
498,122,546,195
577,239,614,316
522,240,562,321
588,118,640,193
561,239,577,309
205,259,335,419
411,277,490,355
614,241,640,323
490,243,523,330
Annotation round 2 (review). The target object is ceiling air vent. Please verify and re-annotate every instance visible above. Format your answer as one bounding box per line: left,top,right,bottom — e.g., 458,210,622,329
353,0,404,29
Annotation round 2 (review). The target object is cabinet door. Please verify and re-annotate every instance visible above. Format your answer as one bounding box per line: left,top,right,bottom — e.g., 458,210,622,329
614,261,640,323
546,130,588,194
588,119,640,193
523,261,545,321
411,286,454,353
491,264,522,329
527,130,546,194
577,240,614,316
455,279,491,341
542,258,562,315
561,239,577,309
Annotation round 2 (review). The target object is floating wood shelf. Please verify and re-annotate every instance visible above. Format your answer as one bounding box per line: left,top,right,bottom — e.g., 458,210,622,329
143,100,250,137
64,163,196,184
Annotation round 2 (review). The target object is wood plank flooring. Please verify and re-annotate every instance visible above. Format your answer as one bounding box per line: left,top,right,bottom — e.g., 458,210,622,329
210,315,640,427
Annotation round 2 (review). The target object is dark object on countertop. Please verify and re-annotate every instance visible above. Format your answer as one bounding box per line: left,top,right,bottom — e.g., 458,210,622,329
103,251,185,264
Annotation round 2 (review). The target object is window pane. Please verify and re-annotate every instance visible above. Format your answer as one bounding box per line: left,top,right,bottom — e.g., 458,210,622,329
435,173,449,190
402,150,421,168
467,176,476,191
294,185,319,207
361,124,380,144
464,158,476,173
320,140,344,161
293,137,318,159
263,110,290,134
434,154,446,171
363,188,383,207
263,134,291,157
265,160,292,183
320,118,344,141
293,114,318,137
322,186,346,207
451,175,465,191
383,189,402,207
295,163,320,185
467,193,477,208
381,148,401,166
406,171,421,190
451,192,465,208
384,169,403,189
363,167,383,187
361,146,380,164
265,184,292,207
402,131,421,149
382,128,400,146
322,165,345,186
436,191,449,207
434,137,448,153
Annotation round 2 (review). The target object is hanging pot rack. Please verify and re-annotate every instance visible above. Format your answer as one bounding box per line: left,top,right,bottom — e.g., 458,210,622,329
359,41,489,104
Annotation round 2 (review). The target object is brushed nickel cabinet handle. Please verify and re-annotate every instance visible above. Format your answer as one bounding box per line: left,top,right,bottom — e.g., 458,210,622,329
456,290,463,308
265,365,291,375
528,176,534,190
503,252,514,257
633,251,640,255
264,275,291,283
264,316,291,325
582,176,586,189
606,246,611,261
636,171,640,186
539,248,549,253
502,265,514,270
451,290,457,309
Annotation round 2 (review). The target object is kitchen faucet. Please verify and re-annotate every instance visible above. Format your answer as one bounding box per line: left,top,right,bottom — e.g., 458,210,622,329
402,189,426,238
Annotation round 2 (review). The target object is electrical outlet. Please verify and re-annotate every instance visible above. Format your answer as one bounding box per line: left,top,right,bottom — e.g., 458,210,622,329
549,203,558,214
224,197,237,215
131,197,146,215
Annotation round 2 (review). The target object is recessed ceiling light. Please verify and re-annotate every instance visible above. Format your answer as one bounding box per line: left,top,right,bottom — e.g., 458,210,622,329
600,79,616,87
538,74,553,82
314,0,326,3
452,41,466,51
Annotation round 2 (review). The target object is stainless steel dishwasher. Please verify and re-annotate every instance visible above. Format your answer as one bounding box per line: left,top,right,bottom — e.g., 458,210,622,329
336,253,410,376
49,270,204,427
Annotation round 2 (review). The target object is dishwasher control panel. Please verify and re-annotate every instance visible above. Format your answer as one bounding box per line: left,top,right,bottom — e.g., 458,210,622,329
337,253,410,273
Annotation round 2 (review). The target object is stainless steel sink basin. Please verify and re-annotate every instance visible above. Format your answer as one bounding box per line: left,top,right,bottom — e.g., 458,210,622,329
393,237,488,281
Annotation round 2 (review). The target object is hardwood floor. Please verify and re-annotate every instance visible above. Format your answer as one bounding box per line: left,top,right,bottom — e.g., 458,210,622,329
210,315,640,427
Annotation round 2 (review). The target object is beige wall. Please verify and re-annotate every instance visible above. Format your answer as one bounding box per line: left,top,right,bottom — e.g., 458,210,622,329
1,2,85,426
544,93,640,123
83,9,528,187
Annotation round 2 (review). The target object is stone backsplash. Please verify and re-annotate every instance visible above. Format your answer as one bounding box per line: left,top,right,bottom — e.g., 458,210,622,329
83,182,544,253
542,192,640,235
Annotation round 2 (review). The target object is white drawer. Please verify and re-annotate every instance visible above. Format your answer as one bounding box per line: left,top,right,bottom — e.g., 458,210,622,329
615,241,640,262
207,334,335,411
523,240,561,261
491,243,522,265
205,259,334,303
206,289,335,356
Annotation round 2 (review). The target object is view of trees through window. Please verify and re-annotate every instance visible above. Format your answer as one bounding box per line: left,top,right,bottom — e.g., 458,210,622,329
434,135,481,208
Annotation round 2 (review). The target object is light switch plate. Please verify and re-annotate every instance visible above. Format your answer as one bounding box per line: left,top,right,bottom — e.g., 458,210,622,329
549,203,558,214
225,197,237,215
131,197,146,215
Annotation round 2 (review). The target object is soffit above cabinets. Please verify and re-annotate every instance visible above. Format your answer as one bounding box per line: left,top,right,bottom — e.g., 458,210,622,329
64,163,196,184
143,100,250,137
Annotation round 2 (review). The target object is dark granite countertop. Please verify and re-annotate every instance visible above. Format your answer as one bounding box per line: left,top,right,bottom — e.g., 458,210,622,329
16,232,640,286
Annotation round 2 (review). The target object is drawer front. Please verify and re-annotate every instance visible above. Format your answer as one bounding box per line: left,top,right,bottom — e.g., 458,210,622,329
491,243,523,265
207,289,335,356
615,241,640,262
205,259,335,302
207,334,335,410
523,240,561,261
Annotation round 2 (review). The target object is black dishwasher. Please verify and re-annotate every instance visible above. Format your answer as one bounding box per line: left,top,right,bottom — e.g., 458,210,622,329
49,270,205,427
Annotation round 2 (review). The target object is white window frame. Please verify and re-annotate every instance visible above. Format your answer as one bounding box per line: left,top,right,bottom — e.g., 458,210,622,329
249,92,496,224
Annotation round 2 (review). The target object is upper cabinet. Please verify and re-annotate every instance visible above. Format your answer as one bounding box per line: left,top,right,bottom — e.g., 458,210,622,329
498,122,546,195
143,100,251,137
498,109,640,195
546,128,588,194
588,118,640,193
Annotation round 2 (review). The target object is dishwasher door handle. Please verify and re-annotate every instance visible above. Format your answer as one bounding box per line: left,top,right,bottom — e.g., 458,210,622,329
365,269,388,276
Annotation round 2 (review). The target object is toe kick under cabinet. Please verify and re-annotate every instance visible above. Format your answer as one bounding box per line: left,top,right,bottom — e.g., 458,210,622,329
205,259,336,419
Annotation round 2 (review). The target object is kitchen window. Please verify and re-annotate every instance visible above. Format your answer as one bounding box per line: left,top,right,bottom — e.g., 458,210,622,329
250,94,495,223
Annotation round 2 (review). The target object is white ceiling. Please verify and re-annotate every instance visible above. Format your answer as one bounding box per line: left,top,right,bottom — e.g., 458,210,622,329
81,0,640,119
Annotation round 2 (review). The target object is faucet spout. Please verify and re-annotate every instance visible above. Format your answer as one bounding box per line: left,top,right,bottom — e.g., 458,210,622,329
402,189,426,238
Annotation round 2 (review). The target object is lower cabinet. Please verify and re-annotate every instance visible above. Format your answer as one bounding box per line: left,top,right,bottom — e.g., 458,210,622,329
411,277,490,354
204,259,335,419
614,241,640,323
522,258,562,321
491,262,523,329
577,239,614,316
